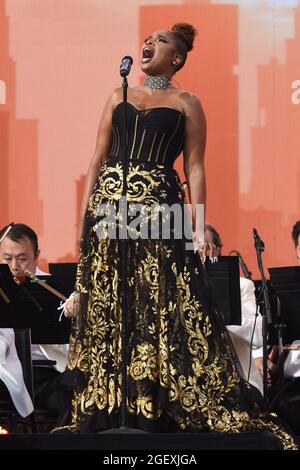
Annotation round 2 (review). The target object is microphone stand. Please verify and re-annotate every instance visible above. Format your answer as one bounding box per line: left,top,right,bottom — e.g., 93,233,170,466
253,228,272,407
101,58,147,434
229,250,252,280
120,73,129,429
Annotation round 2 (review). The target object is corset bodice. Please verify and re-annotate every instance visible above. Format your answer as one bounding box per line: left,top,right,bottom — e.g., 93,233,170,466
108,102,185,167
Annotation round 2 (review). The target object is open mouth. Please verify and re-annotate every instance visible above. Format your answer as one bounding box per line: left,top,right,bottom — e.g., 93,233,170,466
141,47,154,63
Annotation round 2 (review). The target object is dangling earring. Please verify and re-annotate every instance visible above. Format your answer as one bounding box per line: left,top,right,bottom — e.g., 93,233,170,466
172,60,177,66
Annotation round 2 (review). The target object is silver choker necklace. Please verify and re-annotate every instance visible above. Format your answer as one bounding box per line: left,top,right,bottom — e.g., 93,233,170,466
144,75,171,89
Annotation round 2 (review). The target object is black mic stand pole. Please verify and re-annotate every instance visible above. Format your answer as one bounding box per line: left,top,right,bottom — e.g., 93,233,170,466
120,73,129,429
120,62,146,432
253,228,272,407
101,58,147,434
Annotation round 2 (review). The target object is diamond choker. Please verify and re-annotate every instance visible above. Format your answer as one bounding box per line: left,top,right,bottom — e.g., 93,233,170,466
144,75,171,89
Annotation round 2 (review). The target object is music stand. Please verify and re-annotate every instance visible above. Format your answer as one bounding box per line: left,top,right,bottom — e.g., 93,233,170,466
0,264,71,344
22,275,71,344
267,266,300,415
0,264,42,326
205,256,241,326
268,266,300,345
49,262,77,295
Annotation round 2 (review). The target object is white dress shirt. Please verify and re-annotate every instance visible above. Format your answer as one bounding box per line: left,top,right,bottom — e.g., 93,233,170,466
227,277,263,395
0,329,34,417
284,342,300,378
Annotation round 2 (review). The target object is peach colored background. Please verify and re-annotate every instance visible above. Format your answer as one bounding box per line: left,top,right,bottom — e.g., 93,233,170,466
1,0,299,277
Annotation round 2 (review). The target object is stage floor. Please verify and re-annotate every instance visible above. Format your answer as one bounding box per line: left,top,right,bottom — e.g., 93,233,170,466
0,431,281,450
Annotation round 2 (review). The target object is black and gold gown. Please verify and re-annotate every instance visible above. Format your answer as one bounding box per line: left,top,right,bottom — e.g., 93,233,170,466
63,103,296,448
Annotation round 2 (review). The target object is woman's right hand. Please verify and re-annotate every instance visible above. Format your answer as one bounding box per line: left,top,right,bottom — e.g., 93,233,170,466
193,232,218,263
64,293,80,318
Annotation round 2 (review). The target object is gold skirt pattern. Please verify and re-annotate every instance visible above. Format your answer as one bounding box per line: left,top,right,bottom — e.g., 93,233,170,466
64,162,296,449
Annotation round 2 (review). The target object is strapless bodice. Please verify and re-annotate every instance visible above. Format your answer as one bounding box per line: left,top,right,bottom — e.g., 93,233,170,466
107,102,184,167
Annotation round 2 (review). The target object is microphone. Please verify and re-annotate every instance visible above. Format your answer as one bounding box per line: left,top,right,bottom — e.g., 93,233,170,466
253,228,265,252
120,56,133,77
229,250,252,280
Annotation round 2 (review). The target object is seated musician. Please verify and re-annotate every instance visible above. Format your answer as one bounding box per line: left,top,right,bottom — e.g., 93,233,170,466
267,221,300,433
0,223,71,426
204,223,263,395
282,220,300,378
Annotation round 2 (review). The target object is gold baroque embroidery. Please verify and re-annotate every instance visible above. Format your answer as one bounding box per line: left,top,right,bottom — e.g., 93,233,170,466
65,159,297,449
129,343,159,382
88,163,167,210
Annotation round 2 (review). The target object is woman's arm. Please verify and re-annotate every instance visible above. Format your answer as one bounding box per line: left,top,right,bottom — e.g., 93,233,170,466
183,93,207,248
77,89,119,244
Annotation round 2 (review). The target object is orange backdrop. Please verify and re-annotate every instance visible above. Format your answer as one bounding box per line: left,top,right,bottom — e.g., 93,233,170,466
1,0,299,276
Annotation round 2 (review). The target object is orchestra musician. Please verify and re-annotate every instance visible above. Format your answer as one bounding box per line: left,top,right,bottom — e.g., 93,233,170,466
204,223,264,396
267,221,300,434
0,223,71,427
280,221,300,378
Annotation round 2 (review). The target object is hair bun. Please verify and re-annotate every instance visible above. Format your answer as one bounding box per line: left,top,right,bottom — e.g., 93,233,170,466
171,23,197,52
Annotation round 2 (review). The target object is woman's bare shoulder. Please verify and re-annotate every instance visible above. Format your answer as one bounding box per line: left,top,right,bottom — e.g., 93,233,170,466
173,90,205,122
177,90,203,110
110,87,123,104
